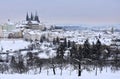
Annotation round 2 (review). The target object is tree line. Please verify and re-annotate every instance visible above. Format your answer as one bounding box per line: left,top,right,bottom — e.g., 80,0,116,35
0,37,120,76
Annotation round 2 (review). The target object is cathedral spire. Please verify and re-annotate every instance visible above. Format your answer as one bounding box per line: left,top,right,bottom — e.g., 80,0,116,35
31,12,34,21
35,11,40,23
26,12,29,21
34,11,38,21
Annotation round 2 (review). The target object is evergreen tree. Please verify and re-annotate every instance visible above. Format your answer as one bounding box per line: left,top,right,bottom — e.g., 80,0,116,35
10,56,17,73
70,43,77,58
91,39,102,60
91,42,97,59
56,37,60,45
57,43,65,59
40,37,43,43
63,38,67,48
53,38,56,45
71,45,83,76
96,39,102,60
56,47,60,58
78,45,83,60
96,39,101,49
26,52,33,67
68,40,71,48
82,39,91,58
18,56,25,73
10,56,16,65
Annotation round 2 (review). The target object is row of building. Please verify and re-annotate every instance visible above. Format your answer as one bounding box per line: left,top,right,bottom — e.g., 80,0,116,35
0,12,46,38
0,12,120,49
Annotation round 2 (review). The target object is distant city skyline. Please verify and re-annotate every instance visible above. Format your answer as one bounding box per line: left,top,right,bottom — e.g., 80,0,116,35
0,0,120,25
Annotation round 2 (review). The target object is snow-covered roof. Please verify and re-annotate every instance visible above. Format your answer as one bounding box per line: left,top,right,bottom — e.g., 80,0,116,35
16,24,26,28
6,21,15,26
22,21,39,25
31,21,39,24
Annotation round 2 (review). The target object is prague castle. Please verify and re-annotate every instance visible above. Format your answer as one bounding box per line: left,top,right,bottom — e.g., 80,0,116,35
22,12,45,30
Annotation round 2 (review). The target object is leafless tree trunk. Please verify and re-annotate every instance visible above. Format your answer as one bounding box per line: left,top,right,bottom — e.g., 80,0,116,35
52,64,56,75
78,63,81,76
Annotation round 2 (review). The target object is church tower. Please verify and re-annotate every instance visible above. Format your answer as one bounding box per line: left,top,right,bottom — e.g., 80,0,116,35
26,12,29,21
26,12,40,23
31,12,34,21
34,12,40,23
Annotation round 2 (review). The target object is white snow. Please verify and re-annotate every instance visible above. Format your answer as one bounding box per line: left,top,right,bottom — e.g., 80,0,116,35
0,24,120,79
0,39,30,52
0,67,119,79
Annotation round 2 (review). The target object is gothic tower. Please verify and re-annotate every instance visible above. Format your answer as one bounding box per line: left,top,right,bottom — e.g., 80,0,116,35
26,12,29,21
31,12,34,21
34,12,40,23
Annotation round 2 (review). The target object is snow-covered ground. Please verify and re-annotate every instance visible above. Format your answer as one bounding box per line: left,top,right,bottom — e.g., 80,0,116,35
0,67,119,79
0,39,30,52
0,25,120,79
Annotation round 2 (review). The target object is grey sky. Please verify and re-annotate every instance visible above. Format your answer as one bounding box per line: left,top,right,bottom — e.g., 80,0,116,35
0,0,120,25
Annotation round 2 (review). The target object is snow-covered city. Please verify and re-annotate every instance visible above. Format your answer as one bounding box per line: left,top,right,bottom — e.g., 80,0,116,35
0,12,120,79
0,0,120,79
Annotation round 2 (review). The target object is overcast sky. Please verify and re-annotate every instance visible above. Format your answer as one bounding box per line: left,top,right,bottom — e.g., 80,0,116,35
0,0,120,25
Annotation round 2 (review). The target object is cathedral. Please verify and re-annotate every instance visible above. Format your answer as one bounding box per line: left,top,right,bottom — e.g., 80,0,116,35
24,12,45,30
26,12,40,23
